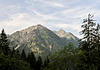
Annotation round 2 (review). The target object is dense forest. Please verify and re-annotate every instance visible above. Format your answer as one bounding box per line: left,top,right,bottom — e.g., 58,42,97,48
0,14,100,70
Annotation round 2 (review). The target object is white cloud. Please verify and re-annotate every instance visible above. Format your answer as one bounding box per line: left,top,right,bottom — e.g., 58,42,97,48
0,12,57,34
41,1,64,7
1,0,100,38
27,0,65,7
32,10,59,20
0,13,40,34
54,21,82,32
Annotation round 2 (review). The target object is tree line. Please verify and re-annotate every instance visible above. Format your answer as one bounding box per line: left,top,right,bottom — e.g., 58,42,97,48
0,29,50,70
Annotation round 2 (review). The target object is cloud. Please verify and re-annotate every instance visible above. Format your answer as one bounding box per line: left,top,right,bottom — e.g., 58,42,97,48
0,12,57,34
1,0,100,38
55,23,81,32
32,10,59,20
26,0,64,8
0,13,39,34
40,0,64,7
60,6,100,19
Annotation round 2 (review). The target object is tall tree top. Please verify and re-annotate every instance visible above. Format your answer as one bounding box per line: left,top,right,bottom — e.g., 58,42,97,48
1,29,7,40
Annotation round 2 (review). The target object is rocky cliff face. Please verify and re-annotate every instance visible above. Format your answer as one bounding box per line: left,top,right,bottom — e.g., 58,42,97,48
9,24,79,56
9,24,66,55
54,29,79,48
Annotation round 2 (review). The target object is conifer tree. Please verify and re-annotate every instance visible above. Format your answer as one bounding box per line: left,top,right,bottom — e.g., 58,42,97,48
80,14,96,50
94,23,100,70
26,52,36,70
15,50,20,59
10,47,15,58
0,29,10,55
36,56,42,70
79,14,100,70
21,49,26,60
43,57,50,68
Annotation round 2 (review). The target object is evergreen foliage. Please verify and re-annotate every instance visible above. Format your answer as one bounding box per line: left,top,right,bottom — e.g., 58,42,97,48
78,14,100,70
0,29,31,70
0,53,31,70
26,52,36,70
46,43,78,70
21,49,26,60
36,56,43,70
43,57,50,68
0,29,10,55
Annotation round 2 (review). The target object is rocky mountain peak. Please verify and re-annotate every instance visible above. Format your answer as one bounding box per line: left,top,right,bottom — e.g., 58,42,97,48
9,24,79,55
58,29,65,33
34,24,44,28
36,24,43,27
21,24,46,33
56,29,66,37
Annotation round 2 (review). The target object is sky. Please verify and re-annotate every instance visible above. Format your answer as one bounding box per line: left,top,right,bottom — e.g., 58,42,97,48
0,0,100,38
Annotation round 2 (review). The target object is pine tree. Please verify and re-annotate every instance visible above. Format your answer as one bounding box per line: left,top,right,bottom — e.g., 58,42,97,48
36,56,42,70
21,49,26,61
94,23,100,70
15,50,20,59
43,57,50,68
26,52,36,70
10,47,15,58
79,14,100,70
0,29,10,55
80,14,96,50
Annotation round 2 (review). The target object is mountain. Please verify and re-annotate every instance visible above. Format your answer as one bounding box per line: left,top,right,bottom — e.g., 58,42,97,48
9,24,79,56
54,29,79,47
9,24,66,56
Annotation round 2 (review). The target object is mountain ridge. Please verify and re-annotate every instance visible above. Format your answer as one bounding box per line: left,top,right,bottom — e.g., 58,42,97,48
9,24,79,56
54,29,79,47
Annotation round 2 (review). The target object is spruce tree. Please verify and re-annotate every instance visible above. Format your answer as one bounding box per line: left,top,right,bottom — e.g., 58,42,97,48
0,29,10,55
21,49,26,61
36,56,42,70
15,50,20,59
43,57,50,68
26,52,36,70
80,14,96,50
94,23,100,70
79,14,100,70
